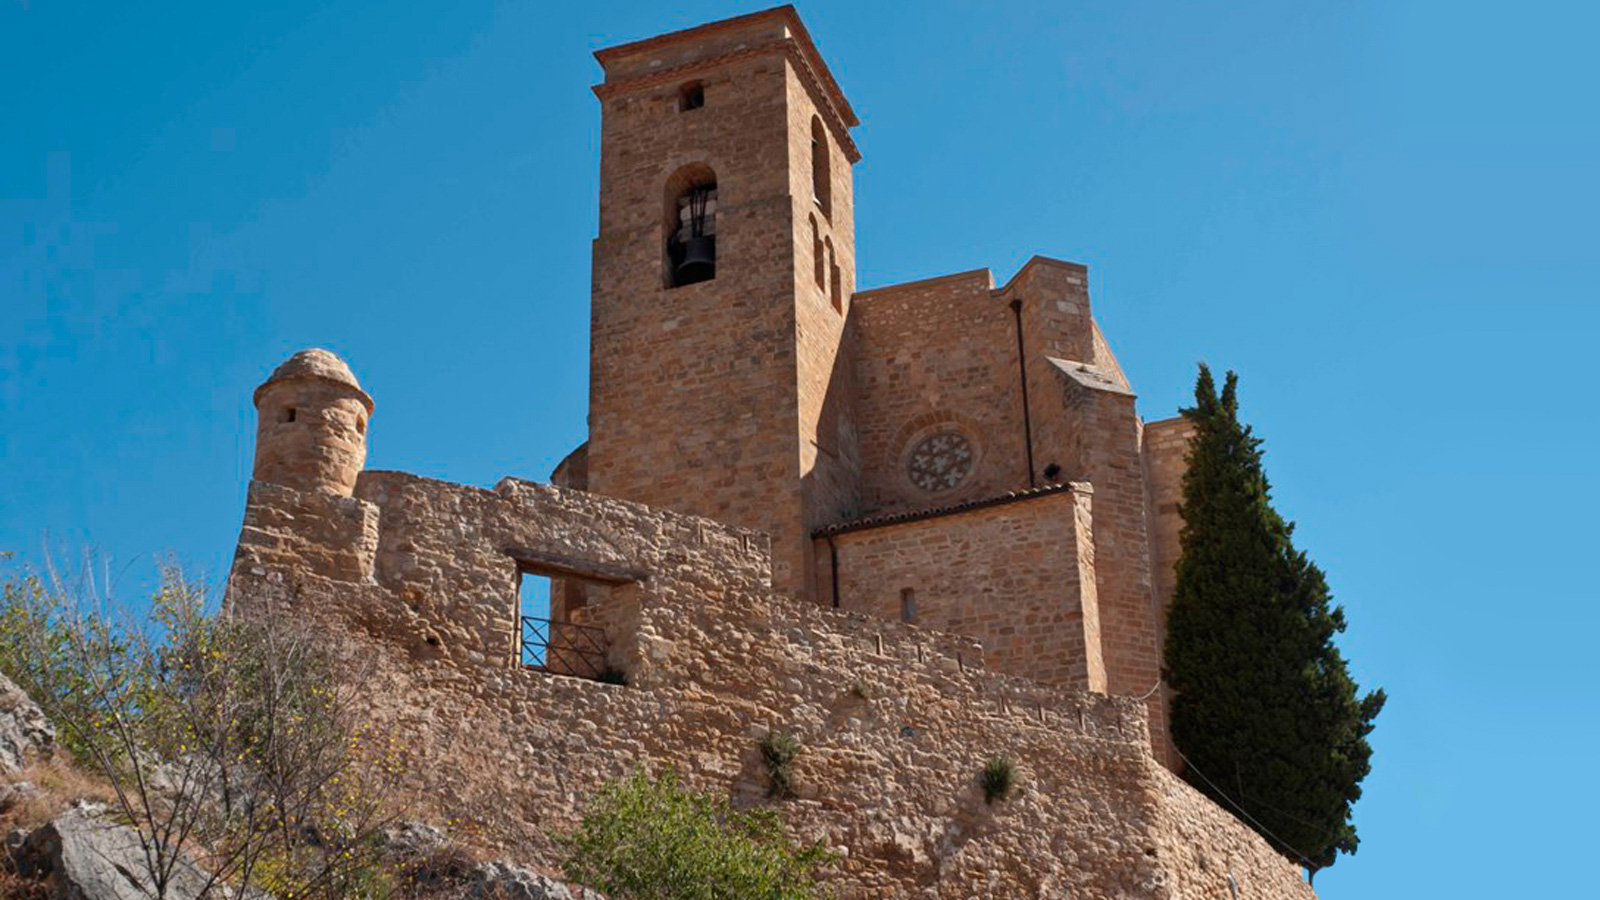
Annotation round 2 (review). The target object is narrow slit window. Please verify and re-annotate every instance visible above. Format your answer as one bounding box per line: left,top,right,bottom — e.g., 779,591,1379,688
811,216,825,288
810,116,831,217
900,588,917,623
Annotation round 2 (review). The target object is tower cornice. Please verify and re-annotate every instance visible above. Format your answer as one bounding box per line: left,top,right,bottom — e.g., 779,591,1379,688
592,6,861,163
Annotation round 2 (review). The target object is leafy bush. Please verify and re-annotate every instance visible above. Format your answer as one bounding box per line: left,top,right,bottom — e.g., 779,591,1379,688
563,768,835,900
758,731,801,800
0,565,135,764
0,560,401,900
981,756,1015,805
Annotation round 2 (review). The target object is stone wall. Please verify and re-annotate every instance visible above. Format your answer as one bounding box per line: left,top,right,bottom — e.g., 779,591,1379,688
787,51,861,597
1036,364,1173,769
227,473,1312,899
848,270,1030,518
818,485,1106,693
1143,416,1195,617
586,42,812,598
1140,416,1196,769
233,480,379,584
585,10,863,604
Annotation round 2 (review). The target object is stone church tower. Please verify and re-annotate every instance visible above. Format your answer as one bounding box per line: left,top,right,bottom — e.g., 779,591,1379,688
575,8,861,600
555,6,1196,766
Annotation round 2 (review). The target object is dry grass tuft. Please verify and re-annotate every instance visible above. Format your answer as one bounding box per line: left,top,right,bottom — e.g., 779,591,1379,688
1,758,117,835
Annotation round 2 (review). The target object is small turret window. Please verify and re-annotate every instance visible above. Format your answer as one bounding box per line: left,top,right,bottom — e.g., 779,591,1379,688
679,81,705,112
280,407,296,424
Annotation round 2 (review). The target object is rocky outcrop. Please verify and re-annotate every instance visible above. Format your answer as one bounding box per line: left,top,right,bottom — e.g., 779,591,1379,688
0,673,54,775
467,861,605,900
13,808,213,900
382,821,604,900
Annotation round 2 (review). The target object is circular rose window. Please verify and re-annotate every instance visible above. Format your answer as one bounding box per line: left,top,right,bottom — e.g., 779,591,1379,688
907,431,974,492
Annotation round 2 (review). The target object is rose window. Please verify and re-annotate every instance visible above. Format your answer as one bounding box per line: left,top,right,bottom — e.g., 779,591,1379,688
907,432,974,492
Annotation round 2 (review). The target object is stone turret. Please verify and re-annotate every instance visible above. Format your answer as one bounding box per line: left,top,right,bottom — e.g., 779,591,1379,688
251,349,373,496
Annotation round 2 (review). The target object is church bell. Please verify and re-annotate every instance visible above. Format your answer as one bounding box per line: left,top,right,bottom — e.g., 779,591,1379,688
673,185,717,285
676,234,716,282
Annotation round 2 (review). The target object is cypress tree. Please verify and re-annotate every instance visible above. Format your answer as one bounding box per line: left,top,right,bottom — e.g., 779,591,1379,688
1163,364,1385,879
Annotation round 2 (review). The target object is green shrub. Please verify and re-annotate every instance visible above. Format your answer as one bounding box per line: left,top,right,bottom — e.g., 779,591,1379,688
0,565,136,764
758,730,802,800
0,561,400,900
981,756,1015,805
563,768,835,900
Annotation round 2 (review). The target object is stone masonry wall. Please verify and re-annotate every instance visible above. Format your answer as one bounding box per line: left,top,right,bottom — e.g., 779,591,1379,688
233,480,379,584
848,271,1030,519
1142,416,1195,619
350,471,772,671
998,257,1096,369
1037,365,1173,770
228,474,1313,900
787,55,861,599
586,30,853,603
1140,416,1195,769
821,487,1106,693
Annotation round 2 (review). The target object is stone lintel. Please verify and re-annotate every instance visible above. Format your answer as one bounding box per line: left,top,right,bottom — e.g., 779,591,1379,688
502,546,650,584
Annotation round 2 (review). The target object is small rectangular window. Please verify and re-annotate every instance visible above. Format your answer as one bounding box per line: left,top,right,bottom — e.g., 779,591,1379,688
679,82,705,112
900,588,917,623
513,562,622,684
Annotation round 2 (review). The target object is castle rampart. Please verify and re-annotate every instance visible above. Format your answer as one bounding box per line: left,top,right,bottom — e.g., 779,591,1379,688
228,342,1314,897
229,455,1311,899
220,7,1324,895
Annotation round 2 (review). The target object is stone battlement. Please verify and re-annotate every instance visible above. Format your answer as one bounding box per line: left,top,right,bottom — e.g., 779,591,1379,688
228,462,1311,898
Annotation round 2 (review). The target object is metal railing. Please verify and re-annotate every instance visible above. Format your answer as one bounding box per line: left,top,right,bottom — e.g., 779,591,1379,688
519,615,613,681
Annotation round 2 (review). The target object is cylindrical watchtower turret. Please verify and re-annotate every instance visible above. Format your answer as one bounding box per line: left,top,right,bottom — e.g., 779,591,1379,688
251,349,374,496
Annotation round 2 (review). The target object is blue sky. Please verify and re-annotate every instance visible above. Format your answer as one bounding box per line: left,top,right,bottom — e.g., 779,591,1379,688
3,1,1596,895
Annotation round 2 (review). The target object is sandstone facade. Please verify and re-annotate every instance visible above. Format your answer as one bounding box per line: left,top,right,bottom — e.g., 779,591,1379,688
228,468,1313,898
222,7,1318,896
560,7,1196,767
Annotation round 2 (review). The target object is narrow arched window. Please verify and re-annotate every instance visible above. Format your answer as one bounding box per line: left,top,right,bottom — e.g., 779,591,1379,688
810,216,824,288
665,164,717,288
810,116,831,218
829,247,843,315
823,236,835,304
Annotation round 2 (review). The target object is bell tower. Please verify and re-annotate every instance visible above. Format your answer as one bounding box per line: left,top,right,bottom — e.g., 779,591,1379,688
584,7,861,599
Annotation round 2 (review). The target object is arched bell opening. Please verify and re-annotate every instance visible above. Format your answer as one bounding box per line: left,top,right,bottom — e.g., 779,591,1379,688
664,163,718,288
